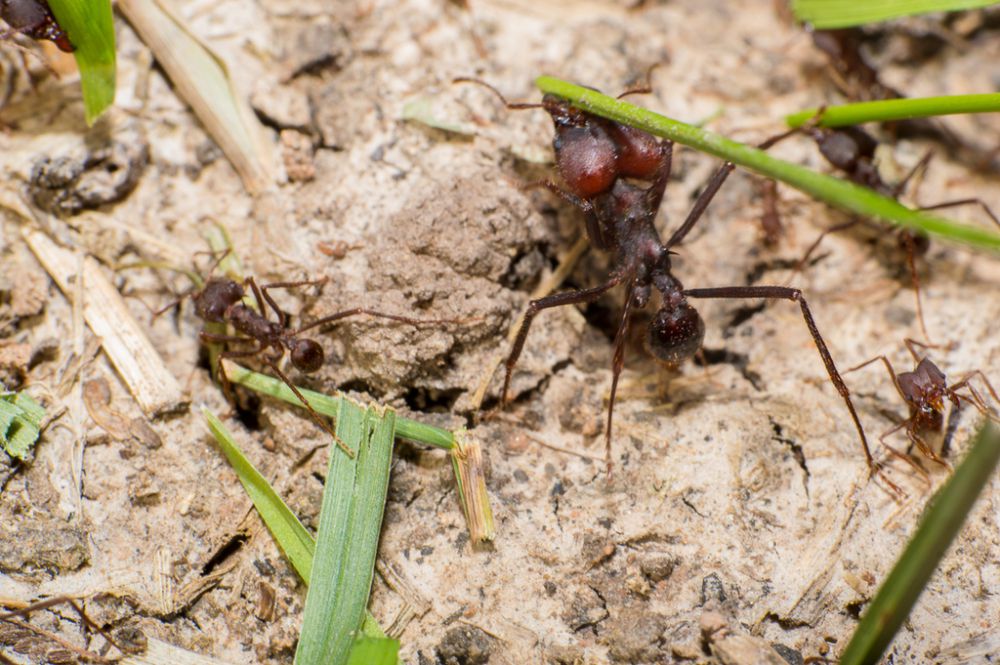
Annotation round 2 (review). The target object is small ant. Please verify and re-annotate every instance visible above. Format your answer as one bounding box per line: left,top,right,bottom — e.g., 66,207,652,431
768,122,999,341
458,81,882,484
0,0,73,52
189,274,467,458
848,339,1000,474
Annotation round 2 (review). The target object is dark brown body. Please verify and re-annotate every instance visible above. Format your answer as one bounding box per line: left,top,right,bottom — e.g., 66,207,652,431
1,0,73,52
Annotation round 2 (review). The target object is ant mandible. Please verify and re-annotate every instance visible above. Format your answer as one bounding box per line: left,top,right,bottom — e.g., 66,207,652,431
458,80,881,483
847,339,1000,476
1,0,74,52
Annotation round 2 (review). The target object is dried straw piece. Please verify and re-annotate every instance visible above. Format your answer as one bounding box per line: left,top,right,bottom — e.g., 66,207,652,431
23,229,187,417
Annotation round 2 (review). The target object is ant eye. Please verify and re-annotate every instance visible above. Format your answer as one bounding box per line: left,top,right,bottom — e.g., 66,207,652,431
646,304,704,366
290,339,324,373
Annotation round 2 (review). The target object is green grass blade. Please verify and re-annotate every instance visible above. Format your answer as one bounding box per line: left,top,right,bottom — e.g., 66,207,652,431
48,0,116,124
203,409,317,581
224,362,454,450
0,391,46,460
203,410,388,639
840,422,1000,665
534,77,1000,253
346,638,399,665
295,400,395,665
793,0,997,29
786,94,1000,128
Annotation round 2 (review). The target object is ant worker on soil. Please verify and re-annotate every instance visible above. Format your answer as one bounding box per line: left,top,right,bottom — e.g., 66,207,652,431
458,78,890,488
847,338,1000,480
130,253,471,458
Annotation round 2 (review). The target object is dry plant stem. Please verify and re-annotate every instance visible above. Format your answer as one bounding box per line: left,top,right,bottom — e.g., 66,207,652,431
24,229,187,416
117,0,276,195
470,235,589,413
120,637,238,665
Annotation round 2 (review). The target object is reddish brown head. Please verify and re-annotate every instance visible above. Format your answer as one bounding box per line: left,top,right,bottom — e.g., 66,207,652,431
194,278,244,323
898,358,947,413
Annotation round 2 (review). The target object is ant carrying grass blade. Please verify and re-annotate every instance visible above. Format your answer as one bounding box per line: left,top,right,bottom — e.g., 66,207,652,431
764,121,1000,343
458,79,888,487
847,338,1000,479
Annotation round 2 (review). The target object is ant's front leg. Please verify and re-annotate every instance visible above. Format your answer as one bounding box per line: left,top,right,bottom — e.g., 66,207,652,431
258,277,330,329
501,274,625,408
683,284,902,495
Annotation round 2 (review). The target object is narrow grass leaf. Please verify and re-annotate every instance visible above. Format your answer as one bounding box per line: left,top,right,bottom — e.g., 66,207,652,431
840,422,1000,665
48,0,116,124
0,391,45,460
203,409,316,581
793,0,997,29
346,638,399,665
295,399,395,665
203,409,387,637
786,94,1000,129
224,362,454,450
535,77,1000,253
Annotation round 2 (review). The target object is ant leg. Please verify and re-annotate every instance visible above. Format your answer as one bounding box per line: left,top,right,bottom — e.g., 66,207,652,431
502,274,626,406
682,285,897,491
244,277,279,326
845,354,909,405
891,151,933,199
259,357,354,459
792,219,862,275
919,198,1000,230
213,343,266,405
523,179,608,250
665,160,735,249
605,285,636,476
950,371,1000,419
759,178,783,245
898,231,933,343
295,307,470,335
258,277,330,328
452,78,544,110
1,596,128,660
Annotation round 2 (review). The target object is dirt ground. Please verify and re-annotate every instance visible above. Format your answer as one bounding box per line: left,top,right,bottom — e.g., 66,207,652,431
2,1,1000,663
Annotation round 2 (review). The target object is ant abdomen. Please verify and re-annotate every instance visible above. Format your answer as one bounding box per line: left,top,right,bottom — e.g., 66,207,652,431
289,338,324,373
647,304,705,366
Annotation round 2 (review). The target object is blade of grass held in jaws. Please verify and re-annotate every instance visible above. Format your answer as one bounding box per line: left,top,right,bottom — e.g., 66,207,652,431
840,422,1000,665
792,0,997,29
223,362,455,450
47,0,116,124
295,400,395,665
534,77,1000,253
786,94,1000,129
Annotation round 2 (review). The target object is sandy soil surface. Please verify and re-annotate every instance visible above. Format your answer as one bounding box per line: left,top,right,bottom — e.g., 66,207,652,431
1,1,1000,663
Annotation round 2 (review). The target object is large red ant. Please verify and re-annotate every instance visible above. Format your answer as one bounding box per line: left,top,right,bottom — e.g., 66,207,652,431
848,339,1000,475
770,122,999,341
458,80,883,484
0,0,73,52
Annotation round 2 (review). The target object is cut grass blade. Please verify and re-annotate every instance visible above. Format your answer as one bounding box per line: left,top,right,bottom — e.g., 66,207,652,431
295,400,395,665
839,422,1000,665
534,77,1000,253
224,362,455,450
48,0,116,124
203,409,317,582
451,430,495,543
786,94,1000,129
202,410,387,638
0,391,46,460
792,0,997,29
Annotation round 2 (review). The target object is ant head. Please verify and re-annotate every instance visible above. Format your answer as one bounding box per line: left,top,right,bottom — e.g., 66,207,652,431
604,124,663,180
289,338,324,373
554,125,618,199
541,94,590,128
646,302,705,366
898,359,947,412
194,278,244,323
